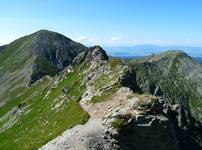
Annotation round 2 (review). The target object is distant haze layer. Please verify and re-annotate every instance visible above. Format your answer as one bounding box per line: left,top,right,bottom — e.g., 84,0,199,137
104,45,202,58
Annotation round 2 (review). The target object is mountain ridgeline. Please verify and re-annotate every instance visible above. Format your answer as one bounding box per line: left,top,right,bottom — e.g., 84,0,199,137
0,30,202,150
129,51,202,120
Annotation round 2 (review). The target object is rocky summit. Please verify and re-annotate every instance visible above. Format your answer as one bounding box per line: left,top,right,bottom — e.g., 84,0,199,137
0,30,202,150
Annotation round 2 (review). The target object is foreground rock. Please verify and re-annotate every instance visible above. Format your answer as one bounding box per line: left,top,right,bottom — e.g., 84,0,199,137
103,95,179,150
103,94,202,150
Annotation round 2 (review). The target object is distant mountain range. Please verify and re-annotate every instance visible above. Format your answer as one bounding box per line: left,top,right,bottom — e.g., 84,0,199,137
104,45,202,58
194,57,202,63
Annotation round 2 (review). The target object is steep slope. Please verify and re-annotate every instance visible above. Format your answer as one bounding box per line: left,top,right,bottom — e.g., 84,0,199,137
127,50,202,122
0,30,87,106
0,65,89,149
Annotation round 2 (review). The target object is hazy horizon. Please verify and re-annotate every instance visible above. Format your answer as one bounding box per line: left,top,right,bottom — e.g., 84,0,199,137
1,29,202,57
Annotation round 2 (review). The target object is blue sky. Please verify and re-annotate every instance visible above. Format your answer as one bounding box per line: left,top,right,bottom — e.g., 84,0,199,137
0,0,202,46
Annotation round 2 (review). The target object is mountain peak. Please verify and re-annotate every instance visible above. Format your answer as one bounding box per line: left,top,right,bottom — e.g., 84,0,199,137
0,30,88,89
139,50,190,63
158,50,188,57
89,46,109,61
32,29,71,42
33,29,62,35
34,29,51,33
72,45,109,65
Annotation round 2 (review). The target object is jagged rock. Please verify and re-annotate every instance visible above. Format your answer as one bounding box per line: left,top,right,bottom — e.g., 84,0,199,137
102,96,179,150
73,46,108,66
102,94,202,150
172,104,180,111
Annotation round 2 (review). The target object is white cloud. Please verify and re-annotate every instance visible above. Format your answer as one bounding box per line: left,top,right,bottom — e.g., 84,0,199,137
76,36,90,42
75,36,102,46
150,39,180,45
74,36,186,47
107,36,138,46
109,37,121,42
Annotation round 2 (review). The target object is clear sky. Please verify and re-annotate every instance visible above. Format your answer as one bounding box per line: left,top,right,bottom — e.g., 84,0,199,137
0,0,202,46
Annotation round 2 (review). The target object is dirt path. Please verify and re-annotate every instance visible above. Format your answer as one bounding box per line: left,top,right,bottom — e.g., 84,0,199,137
39,87,132,150
39,117,105,150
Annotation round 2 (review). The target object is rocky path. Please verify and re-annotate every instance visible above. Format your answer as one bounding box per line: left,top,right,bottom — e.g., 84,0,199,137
39,117,106,150
39,87,132,150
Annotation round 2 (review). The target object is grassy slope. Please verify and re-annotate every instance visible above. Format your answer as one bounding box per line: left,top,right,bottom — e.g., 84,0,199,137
0,67,89,150
0,35,35,105
0,35,33,74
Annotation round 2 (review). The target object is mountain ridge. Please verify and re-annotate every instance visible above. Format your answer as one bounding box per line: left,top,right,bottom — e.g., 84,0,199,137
127,50,202,121
0,30,202,150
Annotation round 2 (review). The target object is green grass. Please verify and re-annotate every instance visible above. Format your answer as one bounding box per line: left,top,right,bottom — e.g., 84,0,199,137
91,84,120,103
0,34,35,105
109,58,122,69
0,35,34,74
112,113,132,131
31,56,59,82
0,68,89,150
93,74,111,89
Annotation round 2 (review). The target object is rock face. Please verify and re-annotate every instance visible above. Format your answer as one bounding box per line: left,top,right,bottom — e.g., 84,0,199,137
115,115,179,150
30,30,88,83
103,95,202,150
73,45,109,65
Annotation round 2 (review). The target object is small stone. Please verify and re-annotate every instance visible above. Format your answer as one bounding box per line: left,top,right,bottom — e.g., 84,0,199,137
102,135,107,139
130,97,140,110
172,104,180,111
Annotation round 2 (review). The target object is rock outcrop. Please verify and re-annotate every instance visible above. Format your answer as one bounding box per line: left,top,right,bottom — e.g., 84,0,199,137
103,94,202,150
